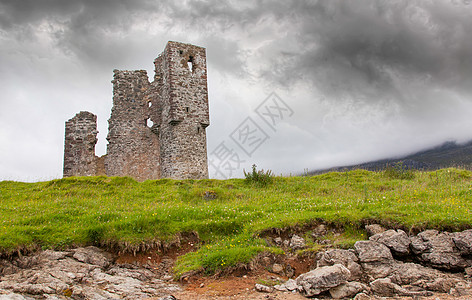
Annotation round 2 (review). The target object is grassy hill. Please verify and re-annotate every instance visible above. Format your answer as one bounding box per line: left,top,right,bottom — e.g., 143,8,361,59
1,168,472,277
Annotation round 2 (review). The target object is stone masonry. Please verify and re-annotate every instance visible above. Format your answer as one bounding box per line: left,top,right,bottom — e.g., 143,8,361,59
63,41,210,180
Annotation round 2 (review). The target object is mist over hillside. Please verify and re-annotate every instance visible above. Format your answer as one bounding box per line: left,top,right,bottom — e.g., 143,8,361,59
310,139,472,175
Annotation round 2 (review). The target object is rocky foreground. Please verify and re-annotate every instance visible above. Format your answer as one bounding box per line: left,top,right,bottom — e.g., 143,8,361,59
258,225,472,299
0,226,471,299
0,246,180,299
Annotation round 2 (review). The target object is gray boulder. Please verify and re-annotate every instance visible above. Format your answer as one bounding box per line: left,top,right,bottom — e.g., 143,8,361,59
370,277,432,297
411,230,469,270
452,229,472,255
283,278,298,291
354,240,395,279
361,261,395,280
295,264,350,297
255,283,273,293
274,278,299,292
388,262,464,293
289,235,306,250
329,281,368,299
389,262,446,285
353,292,371,300
312,224,328,238
354,240,393,263
370,229,410,255
316,249,362,281
72,246,113,268
369,277,397,297
270,263,284,274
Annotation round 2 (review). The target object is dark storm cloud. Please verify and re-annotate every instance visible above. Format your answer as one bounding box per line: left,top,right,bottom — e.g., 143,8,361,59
0,0,166,69
137,0,472,109
3,0,471,85
0,0,260,74
255,1,472,106
0,1,299,75
0,0,158,28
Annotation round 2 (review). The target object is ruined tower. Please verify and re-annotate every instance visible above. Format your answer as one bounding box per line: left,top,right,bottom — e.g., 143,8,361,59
63,111,99,177
63,41,210,180
153,42,210,179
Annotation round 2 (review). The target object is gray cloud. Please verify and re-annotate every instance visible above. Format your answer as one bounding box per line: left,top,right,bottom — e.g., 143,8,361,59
257,1,472,104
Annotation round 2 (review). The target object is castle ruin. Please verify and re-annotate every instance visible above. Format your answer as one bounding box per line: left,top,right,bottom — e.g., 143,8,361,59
63,41,210,180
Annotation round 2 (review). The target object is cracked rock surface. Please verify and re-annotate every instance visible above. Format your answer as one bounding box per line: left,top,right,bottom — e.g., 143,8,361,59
0,246,180,299
274,227,472,299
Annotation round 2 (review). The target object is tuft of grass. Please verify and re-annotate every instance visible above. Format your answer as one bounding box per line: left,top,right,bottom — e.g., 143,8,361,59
1,169,472,276
332,225,367,249
384,162,415,180
243,164,274,186
257,278,283,286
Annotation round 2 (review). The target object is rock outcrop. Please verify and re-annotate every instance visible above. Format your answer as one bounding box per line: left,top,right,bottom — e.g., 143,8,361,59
0,246,179,299
269,227,472,298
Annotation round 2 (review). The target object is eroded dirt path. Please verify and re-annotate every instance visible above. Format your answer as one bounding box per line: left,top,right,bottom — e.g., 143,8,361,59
173,274,307,300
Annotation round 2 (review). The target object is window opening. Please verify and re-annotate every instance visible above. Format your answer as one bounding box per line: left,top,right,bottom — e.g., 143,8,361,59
187,56,194,72
186,107,189,113
197,126,200,133
146,118,154,128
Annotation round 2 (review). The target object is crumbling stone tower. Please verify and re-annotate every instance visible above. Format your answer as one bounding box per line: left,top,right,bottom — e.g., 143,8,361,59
154,42,210,179
63,41,210,180
63,111,99,177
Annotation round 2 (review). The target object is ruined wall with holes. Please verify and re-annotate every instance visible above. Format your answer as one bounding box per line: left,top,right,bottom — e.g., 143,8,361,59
63,41,210,180
104,70,161,181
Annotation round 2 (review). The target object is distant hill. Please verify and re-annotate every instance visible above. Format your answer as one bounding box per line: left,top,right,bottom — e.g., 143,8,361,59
309,140,472,174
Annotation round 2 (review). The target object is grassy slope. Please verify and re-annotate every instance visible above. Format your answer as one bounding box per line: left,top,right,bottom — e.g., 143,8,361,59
1,168,471,276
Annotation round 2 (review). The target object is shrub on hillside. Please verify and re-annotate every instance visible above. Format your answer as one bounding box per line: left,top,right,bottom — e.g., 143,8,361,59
244,164,274,186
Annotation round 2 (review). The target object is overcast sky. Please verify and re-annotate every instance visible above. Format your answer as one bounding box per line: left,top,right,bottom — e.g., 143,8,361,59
1,0,472,181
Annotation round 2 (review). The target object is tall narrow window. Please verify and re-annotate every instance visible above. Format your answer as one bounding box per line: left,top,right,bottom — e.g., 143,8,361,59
186,107,189,113
197,126,200,133
187,56,194,72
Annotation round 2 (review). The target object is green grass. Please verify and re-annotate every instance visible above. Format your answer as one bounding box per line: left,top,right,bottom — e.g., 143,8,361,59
174,233,283,277
1,168,472,276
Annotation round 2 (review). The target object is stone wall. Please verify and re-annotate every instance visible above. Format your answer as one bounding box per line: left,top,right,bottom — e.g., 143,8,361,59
63,111,98,177
63,41,210,180
104,70,161,181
